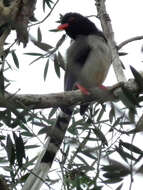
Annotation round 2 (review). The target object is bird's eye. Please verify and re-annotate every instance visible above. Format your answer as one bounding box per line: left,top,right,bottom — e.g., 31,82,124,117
68,17,75,22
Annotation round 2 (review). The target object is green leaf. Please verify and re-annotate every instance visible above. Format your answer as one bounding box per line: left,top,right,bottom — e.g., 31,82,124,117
120,140,143,155
109,103,115,123
54,54,60,78
43,59,49,81
44,0,53,9
76,154,94,169
6,135,15,165
24,52,43,56
48,108,57,119
130,65,143,90
21,131,34,137
0,69,5,94
61,144,70,165
0,135,5,140
37,27,42,42
80,150,97,160
111,117,122,130
103,178,123,184
13,132,25,168
43,0,53,10
0,156,8,163
68,125,78,135
116,146,136,162
12,51,19,68
32,40,53,51
25,145,40,149
117,87,137,110
115,183,123,190
103,169,129,178
19,123,31,133
56,34,66,49
38,127,49,135
92,127,108,146
122,86,139,107
49,29,59,32
42,0,46,11
57,52,66,70
19,173,30,183
22,156,38,168
97,105,106,122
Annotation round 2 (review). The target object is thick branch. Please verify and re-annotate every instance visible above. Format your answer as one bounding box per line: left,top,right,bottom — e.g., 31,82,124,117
95,0,127,82
0,79,139,110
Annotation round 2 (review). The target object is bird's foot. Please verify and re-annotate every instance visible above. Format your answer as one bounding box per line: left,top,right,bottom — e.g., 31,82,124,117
76,83,89,95
99,85,107,90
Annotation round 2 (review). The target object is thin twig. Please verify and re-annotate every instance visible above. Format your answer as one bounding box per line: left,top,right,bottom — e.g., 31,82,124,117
118,35,143,50
29,0,60,27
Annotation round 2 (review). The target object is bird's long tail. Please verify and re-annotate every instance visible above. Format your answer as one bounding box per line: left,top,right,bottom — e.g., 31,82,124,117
22,107,73,190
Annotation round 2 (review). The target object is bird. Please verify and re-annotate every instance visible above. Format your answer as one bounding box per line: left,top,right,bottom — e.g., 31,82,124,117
58,12,112,114
22,12,112,190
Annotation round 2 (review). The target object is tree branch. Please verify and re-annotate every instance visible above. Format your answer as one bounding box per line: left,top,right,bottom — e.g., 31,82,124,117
0,0,37,48
0,79,139,110
29,0,60,27
95,0,127,82
118,35,143,50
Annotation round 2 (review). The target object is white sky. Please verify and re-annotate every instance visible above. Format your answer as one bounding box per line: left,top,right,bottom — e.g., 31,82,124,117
4,0,143,190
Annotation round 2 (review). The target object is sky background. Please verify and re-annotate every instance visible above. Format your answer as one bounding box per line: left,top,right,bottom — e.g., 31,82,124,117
5,0,143,189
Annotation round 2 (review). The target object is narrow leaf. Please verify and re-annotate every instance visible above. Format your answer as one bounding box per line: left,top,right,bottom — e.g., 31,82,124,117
122,86,139,106
97,105,106,122
49,29,59,32
12,51,19,68
44,59,49,81
109,103,115,123
0,69,4,94
117,87,137,111
116,146,136,162
57,52,66,70
13,132,25,168
38,127,49,135
56,34,66,49
48,108,57,119
21,131,34,137
120,140,143,155
103,178,123,184
130,65,143,90
6,135,15,165
37,27,42,42
32,40,53,51
115,183,123,190
92,128,108,146
25,145,39,149
81,150,97,160
44,0,53,9
54,54,60,78
24,52,43,56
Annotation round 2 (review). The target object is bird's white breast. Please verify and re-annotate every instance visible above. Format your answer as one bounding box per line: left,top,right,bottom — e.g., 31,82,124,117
79,35,112,88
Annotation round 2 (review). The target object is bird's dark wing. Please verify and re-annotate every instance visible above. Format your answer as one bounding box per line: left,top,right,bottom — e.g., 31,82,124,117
65,36,91,91
64,72,76,91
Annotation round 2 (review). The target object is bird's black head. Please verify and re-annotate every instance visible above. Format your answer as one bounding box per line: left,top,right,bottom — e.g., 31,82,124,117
58,12,104,40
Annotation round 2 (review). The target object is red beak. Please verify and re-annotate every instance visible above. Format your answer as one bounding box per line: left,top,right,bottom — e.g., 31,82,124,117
58,23,69,30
